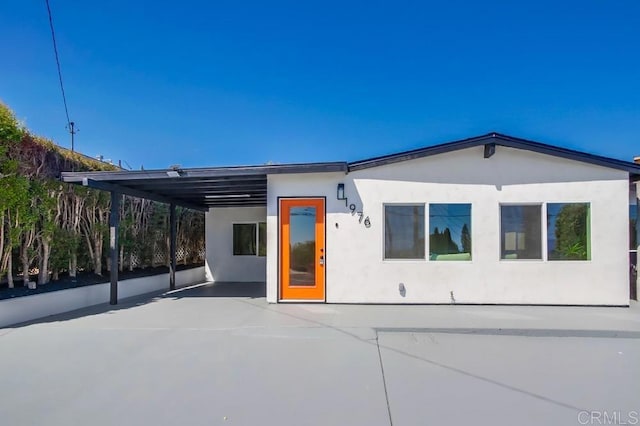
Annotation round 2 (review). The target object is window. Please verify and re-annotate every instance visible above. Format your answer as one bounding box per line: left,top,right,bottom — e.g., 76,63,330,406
429,204,472,260
500,205,542,260
547,203,590,260
233,222,266,256
384,205,425,259
632,204,638,251
233,223,256,255
258,222,267,256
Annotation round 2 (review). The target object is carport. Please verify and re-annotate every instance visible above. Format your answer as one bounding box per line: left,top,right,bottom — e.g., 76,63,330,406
60,162,346,305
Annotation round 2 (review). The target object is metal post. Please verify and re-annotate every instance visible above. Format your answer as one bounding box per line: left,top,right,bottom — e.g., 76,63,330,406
110,192,120,305
169,203,177,291
69,121,76,152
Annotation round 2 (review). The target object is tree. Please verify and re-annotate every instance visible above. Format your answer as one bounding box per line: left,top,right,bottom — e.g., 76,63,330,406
0,103,27,287
430,227,460,255
443,228,460,254
78,189,108,275
554,204,589,260
290,241,315,272
461,224,471,254
0,101,206,292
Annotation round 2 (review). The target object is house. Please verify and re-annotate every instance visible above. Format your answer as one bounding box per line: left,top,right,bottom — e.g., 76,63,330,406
62,133,640,306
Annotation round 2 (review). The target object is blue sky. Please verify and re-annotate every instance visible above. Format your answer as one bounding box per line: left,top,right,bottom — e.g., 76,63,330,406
1,0,638,169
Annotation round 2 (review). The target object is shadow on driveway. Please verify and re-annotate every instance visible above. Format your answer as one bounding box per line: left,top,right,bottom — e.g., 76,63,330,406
3,281,265,329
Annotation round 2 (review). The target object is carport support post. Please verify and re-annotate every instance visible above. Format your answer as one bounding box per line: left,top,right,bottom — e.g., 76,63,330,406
109,191,120,305
169,203,176,291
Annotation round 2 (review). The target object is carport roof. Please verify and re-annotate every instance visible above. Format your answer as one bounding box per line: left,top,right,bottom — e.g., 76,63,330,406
60,162,348,211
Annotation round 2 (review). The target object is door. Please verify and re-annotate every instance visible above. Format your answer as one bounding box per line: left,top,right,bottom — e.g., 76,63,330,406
280,198,325,301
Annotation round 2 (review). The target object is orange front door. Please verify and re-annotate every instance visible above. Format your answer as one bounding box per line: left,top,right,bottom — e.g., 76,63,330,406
280,198,325,301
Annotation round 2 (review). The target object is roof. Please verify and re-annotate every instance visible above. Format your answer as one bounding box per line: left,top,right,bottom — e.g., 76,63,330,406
60,133,640,210
348,132,640,175
60,162,347,211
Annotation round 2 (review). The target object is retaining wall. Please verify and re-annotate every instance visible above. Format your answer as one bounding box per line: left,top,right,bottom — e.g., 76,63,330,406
0,267,206,328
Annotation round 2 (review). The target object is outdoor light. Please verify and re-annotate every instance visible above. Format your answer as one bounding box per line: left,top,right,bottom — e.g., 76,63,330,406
166,164,183,177
337,183,345,200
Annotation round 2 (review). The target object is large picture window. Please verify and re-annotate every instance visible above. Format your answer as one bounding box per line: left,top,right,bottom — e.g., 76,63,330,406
384,205,425,259
500,205,542,260
233,222,266,256
429,204,472,261
547,203,590,260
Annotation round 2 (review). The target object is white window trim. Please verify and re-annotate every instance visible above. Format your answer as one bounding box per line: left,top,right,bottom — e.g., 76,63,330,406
382,203,426,261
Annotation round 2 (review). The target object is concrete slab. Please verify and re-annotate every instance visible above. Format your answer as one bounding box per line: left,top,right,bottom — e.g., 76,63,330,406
378,332,640,426
1,281,639,426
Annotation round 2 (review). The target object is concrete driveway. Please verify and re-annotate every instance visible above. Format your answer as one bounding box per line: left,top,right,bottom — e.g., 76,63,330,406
1,282,639,426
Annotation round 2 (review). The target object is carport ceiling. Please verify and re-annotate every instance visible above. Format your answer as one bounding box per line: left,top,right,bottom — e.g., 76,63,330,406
60,162,347,211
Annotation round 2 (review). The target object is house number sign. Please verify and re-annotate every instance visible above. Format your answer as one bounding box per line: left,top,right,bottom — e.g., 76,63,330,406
349,203,371,228
337,183,371,228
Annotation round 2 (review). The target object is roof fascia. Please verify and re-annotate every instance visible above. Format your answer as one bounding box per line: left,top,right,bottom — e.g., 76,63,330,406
493,134,640,174
60,162,347,183
348,133,640,174
347,134,495,171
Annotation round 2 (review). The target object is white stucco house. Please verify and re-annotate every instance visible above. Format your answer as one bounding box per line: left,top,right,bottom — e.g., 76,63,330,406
62,133,640,306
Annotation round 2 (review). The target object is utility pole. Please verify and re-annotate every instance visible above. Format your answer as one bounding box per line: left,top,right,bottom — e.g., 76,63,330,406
68,121,77,152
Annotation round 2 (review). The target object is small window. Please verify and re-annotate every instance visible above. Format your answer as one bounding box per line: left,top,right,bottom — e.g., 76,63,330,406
547,203,590,260
258,222,267,256
233,223,257,255
429,204,472,261
384,205,425,259
631,204,638,251
233,222,267,256
500,205,542,260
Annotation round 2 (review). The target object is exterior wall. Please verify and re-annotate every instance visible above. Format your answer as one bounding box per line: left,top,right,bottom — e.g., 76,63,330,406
0,267,206,328
205,207,267,282
267,146,630,305
631,183,640,300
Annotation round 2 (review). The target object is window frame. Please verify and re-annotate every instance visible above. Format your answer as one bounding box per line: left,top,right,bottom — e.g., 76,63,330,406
499,203,544,261
232,221,267,257
382,203,426,261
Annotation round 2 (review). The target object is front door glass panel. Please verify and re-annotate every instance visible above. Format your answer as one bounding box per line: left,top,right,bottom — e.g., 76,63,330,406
289,207,317,286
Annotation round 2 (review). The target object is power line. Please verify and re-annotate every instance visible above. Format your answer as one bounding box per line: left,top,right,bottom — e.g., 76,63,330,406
45,0,74,148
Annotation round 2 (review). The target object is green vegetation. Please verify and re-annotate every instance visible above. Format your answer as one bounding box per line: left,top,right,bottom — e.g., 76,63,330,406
429,227,460,255
550,203,590,260
0,101,204,289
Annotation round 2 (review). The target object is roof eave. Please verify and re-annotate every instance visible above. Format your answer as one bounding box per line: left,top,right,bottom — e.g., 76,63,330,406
347,133,640,174
60,161,348,184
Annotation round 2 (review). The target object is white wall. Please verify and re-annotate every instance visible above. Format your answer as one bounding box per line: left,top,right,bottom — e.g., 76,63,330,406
0,267,206,328
629,182,640,295
205,207,267,282
267,146,630,305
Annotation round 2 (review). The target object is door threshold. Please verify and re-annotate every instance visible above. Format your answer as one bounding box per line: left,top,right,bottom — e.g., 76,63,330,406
278,299,326,303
